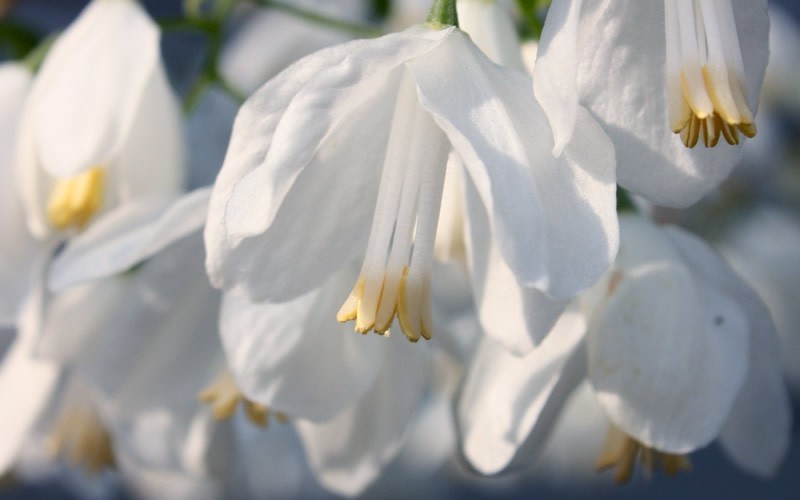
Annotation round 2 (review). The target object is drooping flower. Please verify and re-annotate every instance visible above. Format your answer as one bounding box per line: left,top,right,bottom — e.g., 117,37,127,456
458,215,791,480
536,0,769,206
206,15,617,351
16,0,184,240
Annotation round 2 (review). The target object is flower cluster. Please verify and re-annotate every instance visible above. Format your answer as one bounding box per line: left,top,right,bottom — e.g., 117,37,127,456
0,0,794,498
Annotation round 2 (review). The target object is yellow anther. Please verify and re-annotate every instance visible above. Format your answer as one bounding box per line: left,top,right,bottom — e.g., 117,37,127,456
49,406,115,474
338,266,433,342
47,166,106,231
595,426,692,485
199,370,288,429
674,68,756,148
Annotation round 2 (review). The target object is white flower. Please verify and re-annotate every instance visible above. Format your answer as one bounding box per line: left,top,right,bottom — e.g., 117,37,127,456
16,0,184,240
205,23,617,351
220,0,367,95
717,207,800,390
537,0,769,206
458,215,791,480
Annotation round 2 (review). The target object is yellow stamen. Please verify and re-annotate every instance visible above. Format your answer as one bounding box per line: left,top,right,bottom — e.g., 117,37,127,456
674,68,756,148
49,406,115,474
595,426,691,485
198,370,288,429
47,166,107,231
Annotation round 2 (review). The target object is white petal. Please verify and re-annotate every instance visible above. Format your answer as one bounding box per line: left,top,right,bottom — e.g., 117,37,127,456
663,226,792,477
220,8,352,95
410,31,617,295
462,172,569,353
456,0,525,71
0,63,42,324
576,0,769,207
295,334,430,497
49,189,209,291
205,27,453,301
220,266,384,422
717,208,800,388
80,235,222,417
458,308,587,475
588,219,750,453
534,0,583,155
32,0,160,177
114,409,233,500
0,255,60,474
112,61,185,202
36,275,131,364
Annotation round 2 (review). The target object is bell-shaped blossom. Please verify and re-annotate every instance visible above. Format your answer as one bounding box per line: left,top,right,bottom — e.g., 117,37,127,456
537,0,769,206
16,0,184,241
458,215,791,480
206,21,617,351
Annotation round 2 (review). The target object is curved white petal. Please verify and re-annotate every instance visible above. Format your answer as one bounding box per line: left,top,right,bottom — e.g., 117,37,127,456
36,275,132,364
663,226,792,477
717,208,800,389
0,63,42,325
534,0,583,155
410,31,617,295
220,266,384,422
112,61,185,202
221,8,352,95
577,0,769,207
295,334,430,497
588,218,750,453
0,255,60,474
463,171,569,353
114,409,234,500
458,308,587,475
32,0,160,177
205,26,453,301
49,189,209,291
80,235,222,418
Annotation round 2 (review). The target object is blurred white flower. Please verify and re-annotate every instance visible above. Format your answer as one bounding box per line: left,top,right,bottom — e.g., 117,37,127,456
205,23,617,352
458,215,791,481
717,207,800,392
537,0,769,206
221,0,367,95
16,0,184,240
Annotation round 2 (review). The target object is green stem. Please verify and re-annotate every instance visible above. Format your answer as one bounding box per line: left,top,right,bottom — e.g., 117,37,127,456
426,0,458,27
22,33,56,72
515,0,543,39
0,21,39,59
616,186,638,213
253,0,382,37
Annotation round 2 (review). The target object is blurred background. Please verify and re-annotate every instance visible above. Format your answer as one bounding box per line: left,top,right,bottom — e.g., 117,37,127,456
1,0,798,498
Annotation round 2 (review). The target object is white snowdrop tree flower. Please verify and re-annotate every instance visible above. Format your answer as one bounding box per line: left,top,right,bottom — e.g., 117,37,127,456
16,0,184,240
458,215,791,481
206,8,617,353
536,0,769,206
